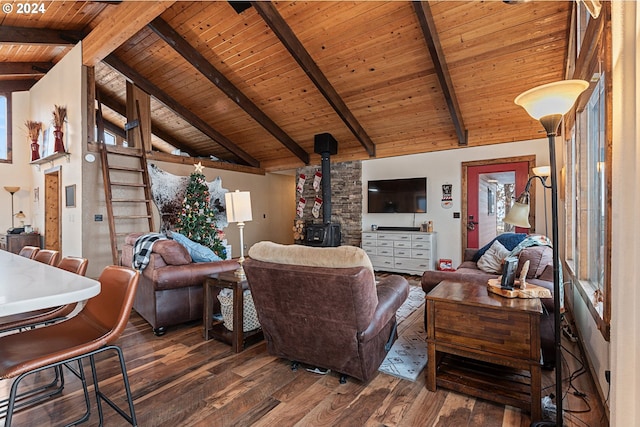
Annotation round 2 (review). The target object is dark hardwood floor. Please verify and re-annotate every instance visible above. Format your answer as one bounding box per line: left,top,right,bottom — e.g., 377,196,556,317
1,284,607,426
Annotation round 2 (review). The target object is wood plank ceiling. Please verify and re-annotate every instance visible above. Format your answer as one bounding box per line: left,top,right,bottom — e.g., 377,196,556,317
0,1,572,172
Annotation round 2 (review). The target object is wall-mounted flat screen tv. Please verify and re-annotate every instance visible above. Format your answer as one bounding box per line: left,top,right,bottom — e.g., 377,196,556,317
367,177,427,213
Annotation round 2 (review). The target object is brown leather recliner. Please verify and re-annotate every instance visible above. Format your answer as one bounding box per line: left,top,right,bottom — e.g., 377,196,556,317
120,233,239,335
244,242,409,383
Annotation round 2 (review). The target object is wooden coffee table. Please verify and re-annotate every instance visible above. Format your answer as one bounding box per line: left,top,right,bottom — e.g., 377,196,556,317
425,280,542,420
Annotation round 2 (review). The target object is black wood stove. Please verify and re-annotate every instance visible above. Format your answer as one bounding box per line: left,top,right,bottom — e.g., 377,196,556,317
304,133,342,247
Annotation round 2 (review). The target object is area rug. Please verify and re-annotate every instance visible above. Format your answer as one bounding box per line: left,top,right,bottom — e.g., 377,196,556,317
378,285,428,382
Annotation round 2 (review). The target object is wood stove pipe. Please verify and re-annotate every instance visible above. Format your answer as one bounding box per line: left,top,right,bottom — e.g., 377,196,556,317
313,133,338,225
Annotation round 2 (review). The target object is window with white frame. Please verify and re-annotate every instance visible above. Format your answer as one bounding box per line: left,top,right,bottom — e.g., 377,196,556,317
565,129,577,268
0,94,10,163
94,126,124,146
565,0,610,338
573,73,607,318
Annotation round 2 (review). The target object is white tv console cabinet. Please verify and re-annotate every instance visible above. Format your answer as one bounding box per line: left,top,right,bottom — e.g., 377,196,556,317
361,230,437,275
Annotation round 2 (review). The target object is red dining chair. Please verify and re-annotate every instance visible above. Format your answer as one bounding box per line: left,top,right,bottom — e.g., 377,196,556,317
33,249,60,266
0,257,89,334
17,246,39,259
0,265,140,426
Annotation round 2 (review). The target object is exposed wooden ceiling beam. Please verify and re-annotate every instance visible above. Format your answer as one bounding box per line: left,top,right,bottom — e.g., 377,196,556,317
97,89,197,156
0,62,53,76
103,54,260,168
413,1,468,146
0,79,38,92
82,1,176,66
252,1,376,158
0,26,81,45
148,17,310,165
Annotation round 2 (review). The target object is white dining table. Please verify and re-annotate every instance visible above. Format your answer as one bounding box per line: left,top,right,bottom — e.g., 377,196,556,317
0,250,100,317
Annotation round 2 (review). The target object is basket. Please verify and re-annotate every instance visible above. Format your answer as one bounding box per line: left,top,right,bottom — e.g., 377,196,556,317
217,288,261,332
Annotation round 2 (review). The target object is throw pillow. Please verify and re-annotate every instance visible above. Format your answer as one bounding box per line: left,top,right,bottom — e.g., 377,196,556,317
169,231,223,263
477,240,510,273
472,232,527,262
517,246,553,279
152,240,192,265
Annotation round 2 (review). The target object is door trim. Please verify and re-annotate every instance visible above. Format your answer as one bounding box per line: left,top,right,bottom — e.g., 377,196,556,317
461,155,536,255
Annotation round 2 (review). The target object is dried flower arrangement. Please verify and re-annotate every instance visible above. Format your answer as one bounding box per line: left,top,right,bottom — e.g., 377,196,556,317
52,105,67,129
25,120,42,141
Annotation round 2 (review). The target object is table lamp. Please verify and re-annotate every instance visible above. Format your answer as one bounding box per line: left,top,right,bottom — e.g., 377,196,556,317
15,211,26,227
225,190,252,279
4,186,20,229
506,79,588,427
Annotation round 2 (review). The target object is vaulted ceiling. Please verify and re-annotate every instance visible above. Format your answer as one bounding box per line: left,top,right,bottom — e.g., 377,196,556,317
0,1,572,172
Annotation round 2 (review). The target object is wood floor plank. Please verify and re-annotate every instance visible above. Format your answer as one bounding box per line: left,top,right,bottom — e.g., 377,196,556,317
252,380,332,427
330,374,400,427
433,392,475,426
363,376,419,426
502,405,526,427
396,385,447,426
294,379,367,426
468,399,512,427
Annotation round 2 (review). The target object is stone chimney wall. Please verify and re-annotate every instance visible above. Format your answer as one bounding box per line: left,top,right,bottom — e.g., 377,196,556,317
296,160,362,247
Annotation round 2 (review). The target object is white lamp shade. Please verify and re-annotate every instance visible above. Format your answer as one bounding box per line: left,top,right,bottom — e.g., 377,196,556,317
514,80,589,120
503,201,531,228
533,166,551,177
225,190,252,223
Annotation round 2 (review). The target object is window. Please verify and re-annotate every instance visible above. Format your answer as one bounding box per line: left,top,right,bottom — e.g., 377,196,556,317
574,75,606,317
564,2,610,339
565,130,577,268
94,126,125,146
0,93,11,163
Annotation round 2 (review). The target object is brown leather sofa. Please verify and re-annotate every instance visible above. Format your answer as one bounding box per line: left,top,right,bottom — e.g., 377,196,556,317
121,233,238,335
244,241,409,383
421,245,557,368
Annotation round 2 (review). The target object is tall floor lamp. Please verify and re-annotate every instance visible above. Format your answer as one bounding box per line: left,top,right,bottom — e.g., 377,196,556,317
504,80,588,427
4,186,20,229
225,190,252,280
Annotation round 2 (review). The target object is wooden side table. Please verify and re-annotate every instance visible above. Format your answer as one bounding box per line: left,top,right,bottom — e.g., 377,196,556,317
203,271,263,352
426,280,543,420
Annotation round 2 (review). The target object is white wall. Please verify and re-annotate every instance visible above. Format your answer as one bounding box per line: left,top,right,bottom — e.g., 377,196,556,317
608,2,639,424
362,138,549,267
11,45,85,256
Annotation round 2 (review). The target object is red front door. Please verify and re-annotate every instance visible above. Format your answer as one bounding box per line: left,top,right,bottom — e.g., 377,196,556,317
466,161,530,249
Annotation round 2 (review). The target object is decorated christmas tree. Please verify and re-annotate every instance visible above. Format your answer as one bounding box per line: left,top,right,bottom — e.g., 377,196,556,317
176,163,227,259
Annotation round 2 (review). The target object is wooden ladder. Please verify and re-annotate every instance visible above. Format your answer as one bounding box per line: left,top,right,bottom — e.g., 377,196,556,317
97,100,155,265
